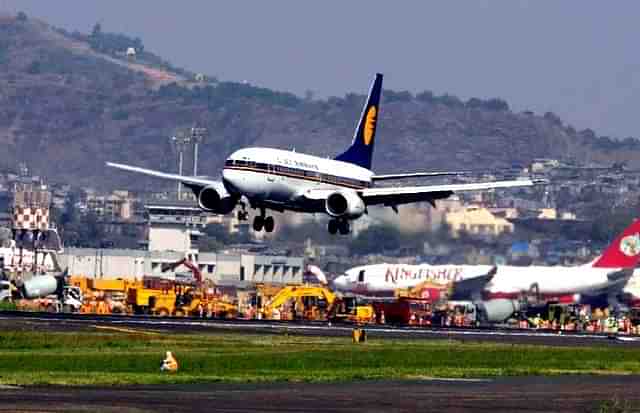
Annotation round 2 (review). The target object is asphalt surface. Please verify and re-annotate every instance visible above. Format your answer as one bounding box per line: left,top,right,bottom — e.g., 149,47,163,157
1,376,640,413
1,310,640,348
2,312,640,412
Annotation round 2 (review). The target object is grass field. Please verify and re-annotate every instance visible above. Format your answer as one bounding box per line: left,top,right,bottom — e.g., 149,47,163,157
0,328,639,385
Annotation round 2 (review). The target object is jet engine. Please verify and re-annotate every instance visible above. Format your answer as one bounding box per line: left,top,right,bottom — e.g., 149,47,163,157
196,184,237,214
325,190,365,220
477,299,522,323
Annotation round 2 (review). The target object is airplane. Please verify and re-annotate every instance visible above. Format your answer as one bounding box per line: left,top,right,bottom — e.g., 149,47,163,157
107,73,543,235
333,219,640,321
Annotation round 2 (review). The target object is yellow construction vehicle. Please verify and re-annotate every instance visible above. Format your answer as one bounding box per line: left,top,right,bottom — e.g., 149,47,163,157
127,286,177,315
70,277,138,314
329,295,375,324
261,285,336,321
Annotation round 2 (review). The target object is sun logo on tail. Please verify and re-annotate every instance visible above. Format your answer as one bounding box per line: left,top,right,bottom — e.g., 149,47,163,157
620,233,640,257
363,106,377,146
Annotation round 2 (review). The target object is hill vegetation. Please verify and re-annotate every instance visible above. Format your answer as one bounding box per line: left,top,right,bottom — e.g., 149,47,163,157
0,13,639,190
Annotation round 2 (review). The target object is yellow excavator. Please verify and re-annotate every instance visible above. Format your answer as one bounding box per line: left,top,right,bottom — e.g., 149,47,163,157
261,285,337,320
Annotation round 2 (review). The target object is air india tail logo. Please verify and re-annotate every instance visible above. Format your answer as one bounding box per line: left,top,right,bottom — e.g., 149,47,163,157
620,233,640,257
363,106,377,146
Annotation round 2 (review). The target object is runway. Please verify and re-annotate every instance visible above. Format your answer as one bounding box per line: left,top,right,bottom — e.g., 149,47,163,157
2,311,640,412
1,376,639,412
1,310,638,347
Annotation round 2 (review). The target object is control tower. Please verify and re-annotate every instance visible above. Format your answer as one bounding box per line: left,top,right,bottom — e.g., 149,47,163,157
12,181,62,252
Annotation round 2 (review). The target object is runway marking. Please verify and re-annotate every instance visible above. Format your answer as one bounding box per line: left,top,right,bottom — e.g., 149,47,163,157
406,376,492,383
92,325,162,335
0,385,21,390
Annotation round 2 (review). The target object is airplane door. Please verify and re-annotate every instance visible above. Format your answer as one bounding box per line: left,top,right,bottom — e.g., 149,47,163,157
267,164,275,182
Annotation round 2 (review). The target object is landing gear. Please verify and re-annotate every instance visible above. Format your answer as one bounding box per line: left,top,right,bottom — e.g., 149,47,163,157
252,209,275,233
328,219,350,235
263,216,275,233
237,202,249,221
253,216,264,231
328,220,338,235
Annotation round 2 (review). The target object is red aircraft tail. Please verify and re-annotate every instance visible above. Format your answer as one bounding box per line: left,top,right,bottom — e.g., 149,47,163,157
592,219,640,268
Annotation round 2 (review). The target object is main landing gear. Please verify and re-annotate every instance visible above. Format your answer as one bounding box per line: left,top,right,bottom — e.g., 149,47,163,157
328,219,350,235
253,209,274,233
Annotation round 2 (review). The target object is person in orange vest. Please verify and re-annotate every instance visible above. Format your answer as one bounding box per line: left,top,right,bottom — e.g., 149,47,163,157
160,351,178,372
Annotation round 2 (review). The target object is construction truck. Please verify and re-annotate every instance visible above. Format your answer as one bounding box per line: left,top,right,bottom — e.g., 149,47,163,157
0,280,12,302
70,277,138,315
329,295,375,324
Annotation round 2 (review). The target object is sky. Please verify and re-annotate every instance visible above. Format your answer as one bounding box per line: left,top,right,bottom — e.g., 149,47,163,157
2,1,640,138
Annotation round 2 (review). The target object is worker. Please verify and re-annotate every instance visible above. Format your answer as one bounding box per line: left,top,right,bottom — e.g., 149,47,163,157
160,351,178,372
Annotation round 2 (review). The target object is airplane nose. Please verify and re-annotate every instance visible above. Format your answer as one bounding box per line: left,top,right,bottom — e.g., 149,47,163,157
332,275,349,291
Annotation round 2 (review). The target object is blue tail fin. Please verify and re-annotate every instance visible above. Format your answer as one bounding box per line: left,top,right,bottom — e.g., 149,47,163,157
334,73,383,170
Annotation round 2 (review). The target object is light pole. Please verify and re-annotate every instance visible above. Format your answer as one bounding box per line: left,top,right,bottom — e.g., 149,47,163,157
171,133,191,200
190,127,207,176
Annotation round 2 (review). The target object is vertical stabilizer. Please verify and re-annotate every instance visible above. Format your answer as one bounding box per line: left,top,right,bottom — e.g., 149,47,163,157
592,219,640,268
334,73,383,170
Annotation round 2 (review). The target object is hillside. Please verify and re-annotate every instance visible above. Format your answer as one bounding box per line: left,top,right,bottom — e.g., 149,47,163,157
0,14,639,190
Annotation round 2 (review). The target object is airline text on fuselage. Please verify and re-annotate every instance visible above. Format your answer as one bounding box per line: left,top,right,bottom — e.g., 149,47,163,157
275,157,319,171
385,267,465,284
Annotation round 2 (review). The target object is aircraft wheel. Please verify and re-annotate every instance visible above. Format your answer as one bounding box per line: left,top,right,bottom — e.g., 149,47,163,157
328,220,338,235
253,216,264,231
338,220,350,235
264,216,275,233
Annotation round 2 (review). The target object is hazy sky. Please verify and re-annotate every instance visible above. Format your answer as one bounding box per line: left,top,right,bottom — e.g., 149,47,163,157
2,1,640,138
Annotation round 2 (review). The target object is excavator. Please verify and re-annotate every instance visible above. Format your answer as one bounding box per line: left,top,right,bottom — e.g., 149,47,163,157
127,258,237,318
260,285,337,320
257,284,373,323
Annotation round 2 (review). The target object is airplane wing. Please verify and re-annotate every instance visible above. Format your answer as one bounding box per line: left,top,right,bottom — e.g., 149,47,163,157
371,171,466,181
106,162,219,189
449,267,497,301
360,179,545,207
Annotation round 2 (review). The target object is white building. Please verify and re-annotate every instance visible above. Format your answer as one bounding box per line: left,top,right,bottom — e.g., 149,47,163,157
59,248,304,286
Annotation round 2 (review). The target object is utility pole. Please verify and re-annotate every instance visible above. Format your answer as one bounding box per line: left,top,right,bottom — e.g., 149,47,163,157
170,132,191,200
190,126,207,176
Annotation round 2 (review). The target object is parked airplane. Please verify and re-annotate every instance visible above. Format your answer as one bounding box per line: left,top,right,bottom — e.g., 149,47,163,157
108,74,542,235
333,219,640,321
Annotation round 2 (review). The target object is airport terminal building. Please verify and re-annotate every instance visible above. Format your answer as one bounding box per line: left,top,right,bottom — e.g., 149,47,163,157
59,248,304,286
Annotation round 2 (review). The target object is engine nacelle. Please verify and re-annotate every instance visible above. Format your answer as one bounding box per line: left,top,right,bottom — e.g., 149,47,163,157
197,184,237,214
325,190,365,220
478,299,521,323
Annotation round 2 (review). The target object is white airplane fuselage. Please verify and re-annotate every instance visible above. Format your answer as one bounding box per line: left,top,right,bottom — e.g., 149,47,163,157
335,263,622,299
222,147,373,213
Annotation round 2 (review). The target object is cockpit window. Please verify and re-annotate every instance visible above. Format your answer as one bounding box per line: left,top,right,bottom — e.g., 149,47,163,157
358,270,365,283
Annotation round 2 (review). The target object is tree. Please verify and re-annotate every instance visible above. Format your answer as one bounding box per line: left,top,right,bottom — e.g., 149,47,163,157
91,22,102,37
416,90,435,103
